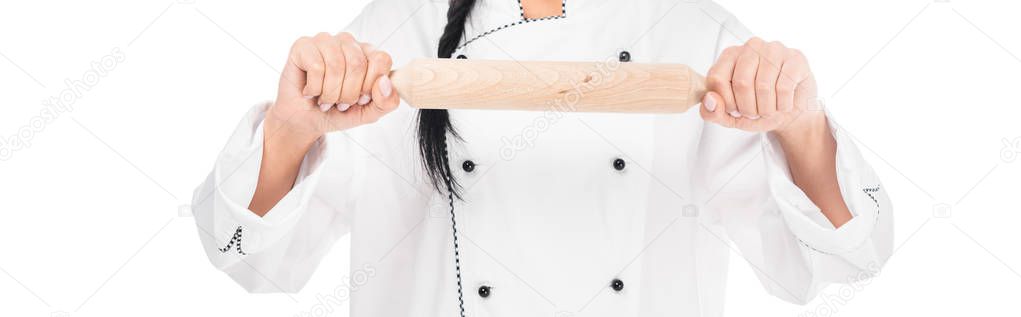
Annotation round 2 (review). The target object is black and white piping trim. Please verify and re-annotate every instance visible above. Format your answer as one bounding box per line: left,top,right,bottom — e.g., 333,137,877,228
862,186,880,206
442,141,467,317
796,185,882,255
218,225,247,255
455,0,567,50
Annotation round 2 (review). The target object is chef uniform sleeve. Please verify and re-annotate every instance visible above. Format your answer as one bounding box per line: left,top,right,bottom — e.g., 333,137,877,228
695,5,893,305
190,5,380,293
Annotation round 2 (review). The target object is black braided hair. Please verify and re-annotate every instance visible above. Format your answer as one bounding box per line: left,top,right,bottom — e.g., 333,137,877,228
418,0,476,198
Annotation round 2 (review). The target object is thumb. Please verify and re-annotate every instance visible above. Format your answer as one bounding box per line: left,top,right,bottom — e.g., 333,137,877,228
700,91,735,128
358,74,400,125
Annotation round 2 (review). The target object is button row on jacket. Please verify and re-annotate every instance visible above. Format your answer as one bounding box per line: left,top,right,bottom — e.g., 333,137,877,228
462,159,626,172
476,279,623,300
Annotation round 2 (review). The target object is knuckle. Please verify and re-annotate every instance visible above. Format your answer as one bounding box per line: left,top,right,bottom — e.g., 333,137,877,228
778,67,797,79
721,46,741,57
307,62,325,73
322,57,343,70
768,46,786,60
746,37,765,47
321,40,341,52
707,74,730,88
755,82,773,93
347,56,366,72
322,52,342,67
742,49,761,59
732,79,753,90
336,32,355,42
791,49,806,61
314,32,332,41
372,52,393,68
293,36,312,48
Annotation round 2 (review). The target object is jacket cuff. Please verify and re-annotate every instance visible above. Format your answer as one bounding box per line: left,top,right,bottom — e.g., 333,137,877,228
762,114,883,256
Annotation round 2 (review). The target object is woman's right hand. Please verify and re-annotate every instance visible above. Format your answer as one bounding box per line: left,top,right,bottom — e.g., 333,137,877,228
267,32,398,147
248,32,397,216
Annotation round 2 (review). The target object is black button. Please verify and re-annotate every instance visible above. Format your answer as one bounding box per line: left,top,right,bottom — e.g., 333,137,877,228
610,279,624,292
613,158,626,171
462,160,475,173
456,54,468,59
618,51,631,62
478,285,491,298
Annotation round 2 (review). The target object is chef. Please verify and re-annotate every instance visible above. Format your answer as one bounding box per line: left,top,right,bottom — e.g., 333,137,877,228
191,0,893,316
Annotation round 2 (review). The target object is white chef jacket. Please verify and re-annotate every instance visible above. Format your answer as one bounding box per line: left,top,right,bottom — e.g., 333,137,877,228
191,0,893,316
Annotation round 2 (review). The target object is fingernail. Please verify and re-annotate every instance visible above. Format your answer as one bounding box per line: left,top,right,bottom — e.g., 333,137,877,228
338,103,351,111
357,94,371,105
728,111,742,118
304,95,315,100
319,103,333,112
379,75,392,97
703,96,716,111
747,115,761,120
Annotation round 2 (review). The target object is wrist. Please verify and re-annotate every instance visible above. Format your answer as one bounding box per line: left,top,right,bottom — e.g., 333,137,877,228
772,111,836,178
263,116,318,164
773,111,829,149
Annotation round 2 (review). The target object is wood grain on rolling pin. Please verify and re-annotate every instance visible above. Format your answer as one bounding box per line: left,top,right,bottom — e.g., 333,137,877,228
389,59,707,113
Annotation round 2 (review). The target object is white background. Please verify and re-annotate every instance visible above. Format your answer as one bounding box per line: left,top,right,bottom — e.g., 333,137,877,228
1,0,1019,316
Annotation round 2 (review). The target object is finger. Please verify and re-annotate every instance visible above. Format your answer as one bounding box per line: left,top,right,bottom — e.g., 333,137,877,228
755,42,784,118
795,75,818,113
702,91,784,132
280,48,306,94
735,112,783,132
707,46,739,118
700,91,736,129
776,53,801,113
292,37,325,100
338,33,367,110
789,50,818,112
732,50,759,118
357,74,400,125
361,46,393,106
314,32,344,107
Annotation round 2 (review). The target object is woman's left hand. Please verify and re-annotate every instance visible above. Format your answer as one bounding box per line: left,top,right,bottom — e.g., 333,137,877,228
700,37,823,137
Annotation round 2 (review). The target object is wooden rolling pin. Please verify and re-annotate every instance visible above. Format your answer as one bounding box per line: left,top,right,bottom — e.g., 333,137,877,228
389,59,706,113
